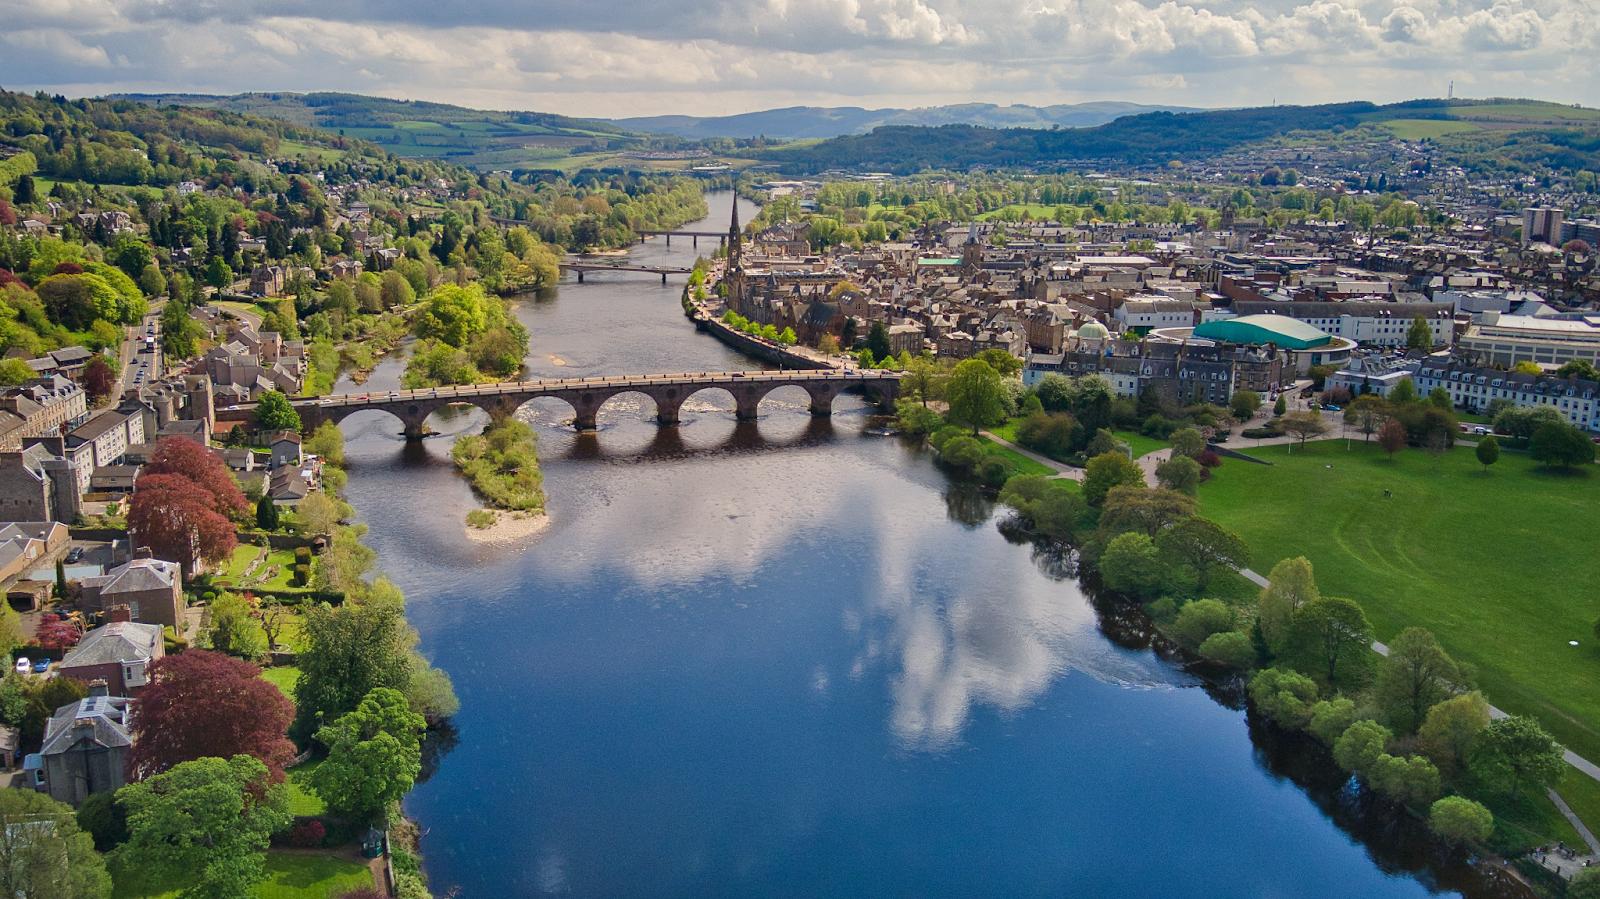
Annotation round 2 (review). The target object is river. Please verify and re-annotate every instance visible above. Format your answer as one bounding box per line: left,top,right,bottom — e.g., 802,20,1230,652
329,193,1511,898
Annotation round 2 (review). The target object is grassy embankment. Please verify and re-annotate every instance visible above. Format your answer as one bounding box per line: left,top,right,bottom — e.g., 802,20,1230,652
111,850,371,899
1199,439,1600,834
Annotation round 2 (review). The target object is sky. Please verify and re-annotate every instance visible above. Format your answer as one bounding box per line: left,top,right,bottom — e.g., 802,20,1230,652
0,0,1594,118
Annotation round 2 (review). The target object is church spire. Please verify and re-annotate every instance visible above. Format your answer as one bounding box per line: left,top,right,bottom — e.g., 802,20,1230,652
728,198,742,268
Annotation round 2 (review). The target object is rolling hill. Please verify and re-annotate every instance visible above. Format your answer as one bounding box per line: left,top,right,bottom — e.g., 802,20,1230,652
607,101,1202,140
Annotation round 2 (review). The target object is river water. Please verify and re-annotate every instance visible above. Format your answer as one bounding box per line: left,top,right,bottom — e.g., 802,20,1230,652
330,193,1504,898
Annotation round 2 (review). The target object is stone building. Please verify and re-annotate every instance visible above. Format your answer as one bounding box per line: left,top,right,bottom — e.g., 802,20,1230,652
39,685,135,806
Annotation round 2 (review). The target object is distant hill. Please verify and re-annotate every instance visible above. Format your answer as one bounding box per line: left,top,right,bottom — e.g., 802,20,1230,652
607,102,1202,140
752,98,1600,174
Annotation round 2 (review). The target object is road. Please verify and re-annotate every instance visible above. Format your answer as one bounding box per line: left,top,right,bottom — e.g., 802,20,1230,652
120,311,162,394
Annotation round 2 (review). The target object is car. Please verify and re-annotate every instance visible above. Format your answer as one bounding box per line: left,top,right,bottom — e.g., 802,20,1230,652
66,547,83,563
14,658,28,674
1473,426,1491,436
32,661,48,674
1322,404,1340,412
388,392,399,399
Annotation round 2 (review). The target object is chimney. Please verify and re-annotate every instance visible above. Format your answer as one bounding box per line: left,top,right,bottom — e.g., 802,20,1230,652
87,679,109,698
133,546,152,560
107,605,133,624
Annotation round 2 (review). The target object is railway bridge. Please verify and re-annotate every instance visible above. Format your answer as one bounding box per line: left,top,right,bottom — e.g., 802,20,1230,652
248,370,900,440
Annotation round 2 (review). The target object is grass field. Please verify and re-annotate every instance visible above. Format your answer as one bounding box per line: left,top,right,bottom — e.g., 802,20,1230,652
262,665,300,697
974,436,1057,476
285,759,327,817
1114,431,1170,460
112,851,369,899
1451,104,1600,123
1199,439,1600,767
1381,119,1483,140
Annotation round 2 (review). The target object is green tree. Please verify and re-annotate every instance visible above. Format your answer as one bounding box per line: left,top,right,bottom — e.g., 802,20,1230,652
0,788,110,899
1569,868,1600,899
944,359,1005,435
1529,421,1596,469
1373,627,1464,734
1428,796,1494,845
417,284,489,348
254,390,301,432
1082,451,1145,507
1308,697,1358,745
291,600,414,743
1273,395,1287,417
208,593,267,660
1097,486,1195,539
161,298,203,359
1418,692,1491,776
1369,752,1441,806
1287,597,1374,689
1388,377,1419,406
138,263,167,298
1279,410,1329,447
1173,599,1235,643
1098,532,1164,596
1470,715,1565,799
1474,435,1499,472
0,358,35,386
205,256,233,291
1406,315,1432,350
310,687,425,824
255,495,279,531
1169,428,1206,460
118,755,291,899
1555,359,1600,382
1334,719,1393,778
1154,454,1201,496
998,475,1085,543
1230,389,1262,422
1155,516,1251,591
1247,667,1319,729
1199,631,1255,667
975,348,1022,376
865,321,891,362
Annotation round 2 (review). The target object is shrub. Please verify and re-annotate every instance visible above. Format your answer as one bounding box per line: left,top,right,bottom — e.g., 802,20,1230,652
290,565,310,587
1141,414,1177,439
1173,599,1235,644
1334,720,1393,778
1241,427,1280,439
1568,867,1600,899
978,454,1015,487
928,425,966,451
1248,668,1319,729
1099,532,1165,597
466,509,496,529
1198,631,1255,667
1427,796,1494,845
294,546,312,565
1307,698,1357,745
939,436,984,470
288,819,326,848
1195,449,1222,469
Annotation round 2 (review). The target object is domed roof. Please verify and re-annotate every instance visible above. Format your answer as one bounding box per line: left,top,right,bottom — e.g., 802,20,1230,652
1077,321,1111,340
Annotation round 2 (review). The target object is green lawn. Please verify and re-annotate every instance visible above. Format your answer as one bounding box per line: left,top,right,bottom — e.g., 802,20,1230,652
112,851,369,899
1380,119,1483,140
1199,440,1600,769
1114,431,1169,460
285,759,327,817
261,665,301,697
974,436,1057,476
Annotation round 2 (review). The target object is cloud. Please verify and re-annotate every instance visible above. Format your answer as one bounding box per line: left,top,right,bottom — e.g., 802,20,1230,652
0,0,1592,114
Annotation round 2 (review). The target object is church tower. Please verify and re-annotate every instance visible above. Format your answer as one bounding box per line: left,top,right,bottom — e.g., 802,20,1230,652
728,199,743,269
726,199,746,314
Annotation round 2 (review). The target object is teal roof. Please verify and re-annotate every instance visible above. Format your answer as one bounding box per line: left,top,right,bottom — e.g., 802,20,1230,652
1193,314,1332,350
918,258,962,266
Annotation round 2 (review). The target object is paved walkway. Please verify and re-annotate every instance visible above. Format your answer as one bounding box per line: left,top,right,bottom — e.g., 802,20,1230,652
978,430,1084,482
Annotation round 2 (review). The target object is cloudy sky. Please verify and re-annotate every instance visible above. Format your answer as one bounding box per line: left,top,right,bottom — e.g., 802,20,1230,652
1,0,1591,118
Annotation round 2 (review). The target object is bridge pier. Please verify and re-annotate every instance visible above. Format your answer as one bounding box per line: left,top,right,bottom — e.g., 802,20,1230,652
650,388,685,426
577,271,584,283
734,384,766,421
806,387,838,418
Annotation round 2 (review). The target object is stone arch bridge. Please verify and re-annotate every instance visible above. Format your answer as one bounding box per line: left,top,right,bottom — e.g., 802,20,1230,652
263,370,900,440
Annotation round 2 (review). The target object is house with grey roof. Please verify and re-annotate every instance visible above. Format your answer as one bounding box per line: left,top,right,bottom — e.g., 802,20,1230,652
80,557,184,629
58,616,163,697
39,687,134,805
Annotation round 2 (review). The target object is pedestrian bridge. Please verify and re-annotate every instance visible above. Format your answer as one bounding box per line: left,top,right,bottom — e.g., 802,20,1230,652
275,370,900,440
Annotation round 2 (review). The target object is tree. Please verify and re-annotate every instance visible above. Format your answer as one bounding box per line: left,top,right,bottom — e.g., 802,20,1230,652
205,256,233,291
1529,421,1595,469
305,422,345,467
1098,486,1194,538
1428,797,1494,845
1470,715,1565,800
83,355,117,402
254,389,301,433
1512,360,1542,376
255,495,279,531
128,475,238,574
1230,389,1261,422
944,359,1005,435
1474,435,1499,472
1570,868,1600,899
1346,395,1389,442
144,437,249,516
1406,315,1432,350
1388,377,1419,406
1374,627,1465,734
1082,451,1145,507
119,755,291,899
1137,383,1164,420
1369,752,1440,806
1494,404,1562,442
139,263,167,298
1334,719,1393,778
1169,428,1206,460
1377,418,1407,459
900,357,946,407
1199,631,1255,667
1098,532,1165,596
417,283,489,348
161,298,203,359
1418,692,1491,776
292,601,415,743
310,688,425,824
1273,395,1287,417
1287,597,1373,689
998,475,1085,543
1280,411,1328,447
1308,698,1358,745
1154,454,1201,496
0,788,110,899
1555,359,1600,382
865,321,891,362
1155,516,1251,591
1258,556,1319,652
1248,667,1319,729
1174,599,1235,644
126,651,296,781
975,348,1022,377
208,594,267,661
0,358,35,386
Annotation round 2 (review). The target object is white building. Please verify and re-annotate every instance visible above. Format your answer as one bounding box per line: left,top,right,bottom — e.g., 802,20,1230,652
1227,301,1455,348
1414,360,1599,431
1456,312,1600,369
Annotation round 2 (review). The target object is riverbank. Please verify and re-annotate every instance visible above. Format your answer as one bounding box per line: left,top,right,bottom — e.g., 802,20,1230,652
464,509,551,544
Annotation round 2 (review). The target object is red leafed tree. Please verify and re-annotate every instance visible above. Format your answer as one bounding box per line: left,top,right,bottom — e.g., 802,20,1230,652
127,474,237,573
126,650,296,781
1378,418,1407,460
83,355,116,402
142,436,249,517
35,612,84,654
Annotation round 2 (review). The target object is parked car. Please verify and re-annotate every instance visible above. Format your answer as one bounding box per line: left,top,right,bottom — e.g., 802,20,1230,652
66,547,83,562
1323,404,1340,412
31,661,48,674
14,657,28,674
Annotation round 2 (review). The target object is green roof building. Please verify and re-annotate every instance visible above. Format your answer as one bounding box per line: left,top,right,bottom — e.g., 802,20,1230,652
1193,314,1333,350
